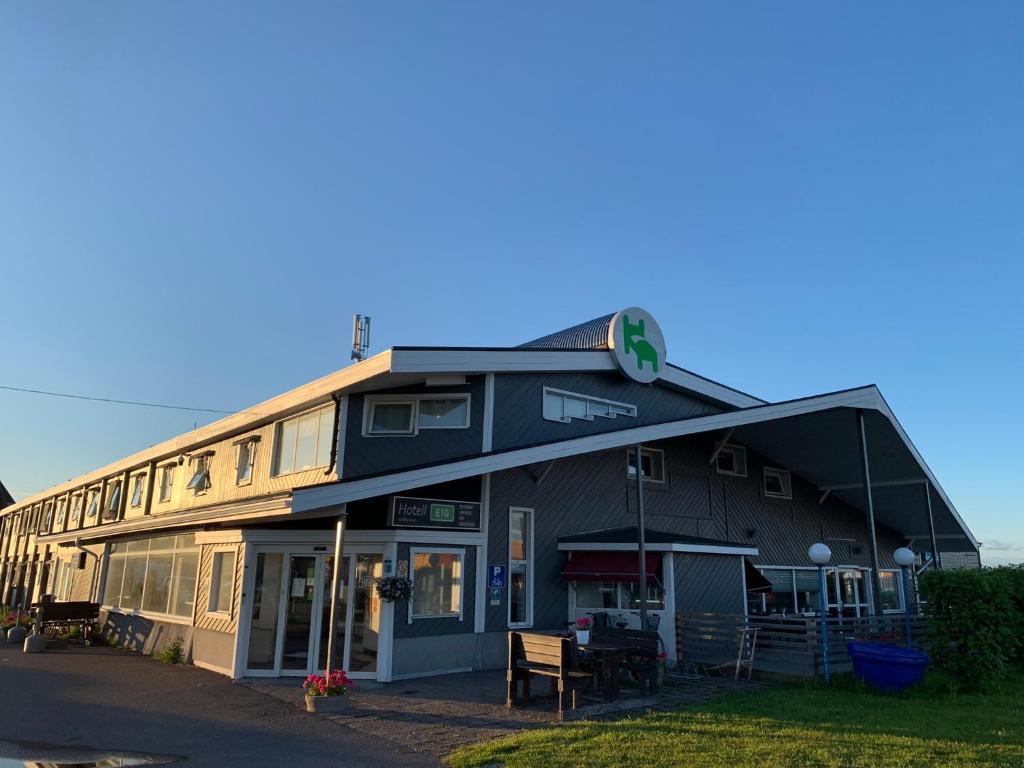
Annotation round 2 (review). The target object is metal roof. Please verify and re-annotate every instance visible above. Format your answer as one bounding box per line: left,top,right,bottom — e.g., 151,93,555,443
0,480,13,509
518,313,615,350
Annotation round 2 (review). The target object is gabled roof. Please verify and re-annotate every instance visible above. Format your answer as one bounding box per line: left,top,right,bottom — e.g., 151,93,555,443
0,480,13,509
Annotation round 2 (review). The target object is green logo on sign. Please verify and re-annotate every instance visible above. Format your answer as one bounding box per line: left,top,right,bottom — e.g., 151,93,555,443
622,313,660,374
429,503,456,523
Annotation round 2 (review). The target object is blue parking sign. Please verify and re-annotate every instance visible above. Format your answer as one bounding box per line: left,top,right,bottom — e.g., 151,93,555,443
488,565,506,589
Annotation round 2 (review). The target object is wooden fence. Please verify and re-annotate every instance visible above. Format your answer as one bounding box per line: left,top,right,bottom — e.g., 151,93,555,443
679,612,929,679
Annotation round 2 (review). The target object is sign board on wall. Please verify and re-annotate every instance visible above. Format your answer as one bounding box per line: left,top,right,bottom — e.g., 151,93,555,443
607,307,666,385
488,565,506,589
389,496,482,531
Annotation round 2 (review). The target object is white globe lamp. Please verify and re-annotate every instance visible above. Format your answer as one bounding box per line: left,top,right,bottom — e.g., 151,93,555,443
808,543,832,565
893,547,916,568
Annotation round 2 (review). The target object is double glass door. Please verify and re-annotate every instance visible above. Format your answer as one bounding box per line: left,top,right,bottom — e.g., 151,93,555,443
245,549,383,677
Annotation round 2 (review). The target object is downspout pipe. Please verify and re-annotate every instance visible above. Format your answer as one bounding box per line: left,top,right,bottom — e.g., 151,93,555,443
324,394,343,477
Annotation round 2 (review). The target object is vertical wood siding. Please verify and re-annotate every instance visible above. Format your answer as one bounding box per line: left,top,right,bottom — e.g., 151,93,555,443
194,543,243,634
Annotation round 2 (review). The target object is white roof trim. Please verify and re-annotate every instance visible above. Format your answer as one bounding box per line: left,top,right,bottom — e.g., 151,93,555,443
292,384,976,551
557,542,759,556
294,387,882,510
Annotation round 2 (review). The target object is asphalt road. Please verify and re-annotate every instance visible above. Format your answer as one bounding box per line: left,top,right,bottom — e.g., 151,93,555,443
0,642,439,768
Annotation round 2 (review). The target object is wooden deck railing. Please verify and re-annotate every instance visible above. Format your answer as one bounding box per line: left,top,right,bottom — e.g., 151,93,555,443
679,612,929,679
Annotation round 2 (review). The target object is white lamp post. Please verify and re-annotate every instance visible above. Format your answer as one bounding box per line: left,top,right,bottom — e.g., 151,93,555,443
808,543,832,685
893,547,916,647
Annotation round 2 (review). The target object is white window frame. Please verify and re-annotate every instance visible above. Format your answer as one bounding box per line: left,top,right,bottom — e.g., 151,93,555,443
508,507,534,628
187,455,211,495
363,393,471,437
69,494,83,525
107,480,122,516
878,568,906,614
85,487,100,518
207,550,236,618
715,444,748,478
235,439,257,487
626,446,666,484
408,546,465,622
271,404,336,476
102,534,202,624
130,474,146,508
542,387,637,424
763,467,792,500
158,464,175,503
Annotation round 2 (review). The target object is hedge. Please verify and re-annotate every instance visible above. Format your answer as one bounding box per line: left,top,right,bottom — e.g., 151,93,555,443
918,565,1024,691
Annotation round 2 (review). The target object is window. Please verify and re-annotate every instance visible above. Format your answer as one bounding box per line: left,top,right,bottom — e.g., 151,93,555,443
130,475,145,507
208,551,236,615
40,501,54,533
69,495,82,526
85,488,100,519
364,395,471,436
187,455,211,493
626,447,665,484
879,570,904,612
106,480,122,517
54,499,67,530
418,398,469,429
410,548,463,619
235,439,257,486
103,534,199,619
509,508,533,626
158,464,175,503
273,405,335,475
763,468,792,500
542,387,637,424
715,444,748,477
573,580,665,611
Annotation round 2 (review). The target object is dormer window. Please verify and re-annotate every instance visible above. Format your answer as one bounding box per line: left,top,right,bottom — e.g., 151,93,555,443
763,467,792,500
273,405,335,475
187,455,212,494
69,494,83,526
715,444,748,478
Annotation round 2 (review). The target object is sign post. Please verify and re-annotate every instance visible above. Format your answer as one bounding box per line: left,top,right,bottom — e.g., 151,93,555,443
325,506,348,680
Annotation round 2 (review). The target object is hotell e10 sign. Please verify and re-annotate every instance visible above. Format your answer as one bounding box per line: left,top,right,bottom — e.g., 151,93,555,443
389,496,482,531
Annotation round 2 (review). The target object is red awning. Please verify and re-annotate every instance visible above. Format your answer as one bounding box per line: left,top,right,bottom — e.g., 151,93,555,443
562,552,661,584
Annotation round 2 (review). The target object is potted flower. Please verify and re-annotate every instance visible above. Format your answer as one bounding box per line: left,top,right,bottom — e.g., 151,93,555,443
575,617,592,645
302,669,355,713
376,576,413,603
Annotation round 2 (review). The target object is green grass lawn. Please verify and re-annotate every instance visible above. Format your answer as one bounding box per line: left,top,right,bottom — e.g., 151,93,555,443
448,674,1024,768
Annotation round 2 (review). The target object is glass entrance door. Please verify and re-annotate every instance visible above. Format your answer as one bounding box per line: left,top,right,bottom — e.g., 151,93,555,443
281,555,318,672
244,547,385,678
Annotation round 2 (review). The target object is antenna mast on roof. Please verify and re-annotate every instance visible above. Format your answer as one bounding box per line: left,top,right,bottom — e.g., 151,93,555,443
351,314,371,362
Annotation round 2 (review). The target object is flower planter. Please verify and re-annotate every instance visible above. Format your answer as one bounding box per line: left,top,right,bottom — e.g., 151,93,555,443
575,630,590,645
305,694,350,714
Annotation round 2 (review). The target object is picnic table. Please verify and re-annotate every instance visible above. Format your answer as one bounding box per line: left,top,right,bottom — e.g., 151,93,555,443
576,639,630,702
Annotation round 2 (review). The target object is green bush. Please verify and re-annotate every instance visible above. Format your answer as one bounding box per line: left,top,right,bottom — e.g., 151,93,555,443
919,566,1023,692
155,639,184,665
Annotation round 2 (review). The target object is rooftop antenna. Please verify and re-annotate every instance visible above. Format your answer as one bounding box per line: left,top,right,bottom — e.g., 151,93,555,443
351,314,371,362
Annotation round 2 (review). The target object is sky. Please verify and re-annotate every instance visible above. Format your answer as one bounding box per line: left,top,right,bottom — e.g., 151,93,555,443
0,2,1021,564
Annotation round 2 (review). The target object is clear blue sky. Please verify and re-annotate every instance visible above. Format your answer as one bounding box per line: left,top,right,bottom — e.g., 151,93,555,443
1,3,1021,563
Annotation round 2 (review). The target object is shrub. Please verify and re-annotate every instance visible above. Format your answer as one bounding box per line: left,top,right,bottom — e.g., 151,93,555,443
919,567,1023,691
155,639,184,665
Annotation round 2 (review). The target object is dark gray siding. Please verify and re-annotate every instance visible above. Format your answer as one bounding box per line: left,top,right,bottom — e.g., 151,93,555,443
491,372,723,452
342,378,485,479
393,543,477,640
485,433,906,634
674,553,744,615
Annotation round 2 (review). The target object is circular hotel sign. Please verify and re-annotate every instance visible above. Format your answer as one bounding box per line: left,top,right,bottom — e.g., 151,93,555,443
607,307,666,384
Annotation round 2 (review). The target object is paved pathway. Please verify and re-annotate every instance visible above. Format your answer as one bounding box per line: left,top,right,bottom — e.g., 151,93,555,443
247,669,763,759
0,642,436,768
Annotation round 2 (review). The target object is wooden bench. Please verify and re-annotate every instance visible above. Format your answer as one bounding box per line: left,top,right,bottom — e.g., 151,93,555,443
32,601,100,641
507,631,592,721
592,625,660,695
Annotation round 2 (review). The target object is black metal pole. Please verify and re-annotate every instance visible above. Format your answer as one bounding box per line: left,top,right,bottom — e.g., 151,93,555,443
924,482,941,570
634,445,648,631
856,410,885,616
